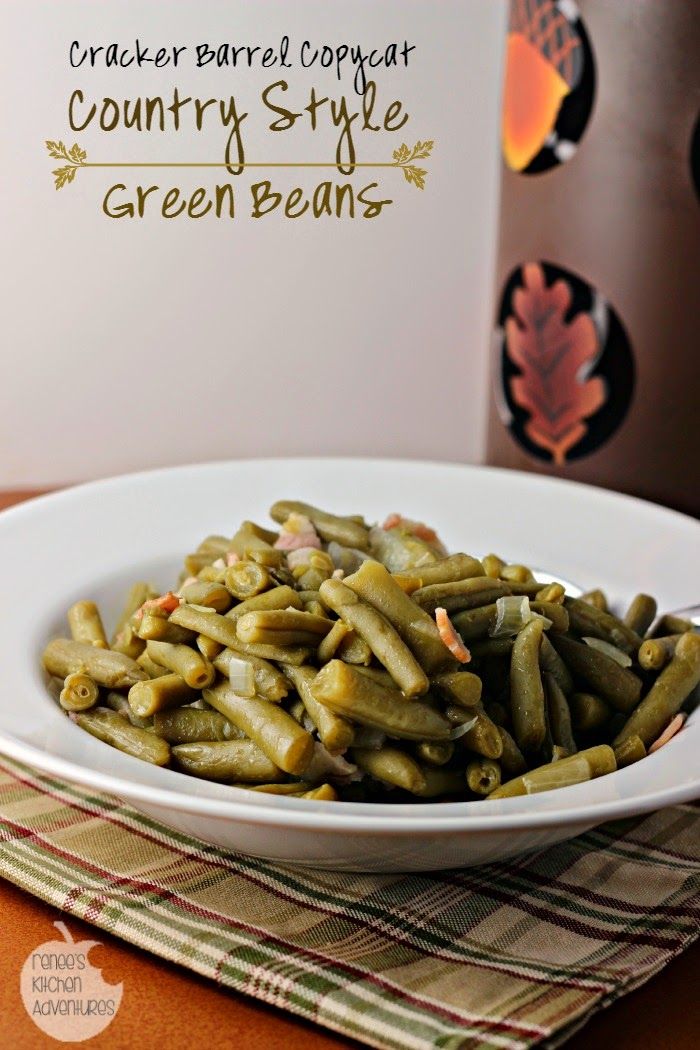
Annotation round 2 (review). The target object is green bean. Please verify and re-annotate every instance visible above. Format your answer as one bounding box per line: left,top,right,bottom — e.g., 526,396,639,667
530,601,569,633
336,631,373,665
170,603,242,647
270,500,370,550
539,634,574,695
300,783,338,801
317,620,350,663
535,583,566,604
481,553,505,579
136,650,171,679
488,745,616,799
236,609,333,647
43,638,147,689
172,739,284,782
614,735,646,768
136,612,196,645
204,682,314,775
451,604,499,640
351,665,395,688
551,634,642,712
393,553,485,588
569,692,610,733
185,551,221,577
352,747,427,793
67,600,108,649
59,672,99,712
580,589,609,612
623,594,657,637
613,632,700,747
226,636,311,666
500,564,535,584
344,559,455,674
283,665,355,752
243,782,306,795
230,522,285,567
466,758,501,796
432,671,482,708
128,673,197,718
225,586,303,621
544,673,577,754
468,638,514,661
197,634,224,661
103,690,153,728
446,706,503,759
497,727,527,777
565,597,641,655
510,618,546,754
311,661,452,741
196,534,232,556
415,740,454,766
111,582,156,648
110,624,146,660
145,640,215,689
411,767,466,798
73,707,170,766
638,635,682,672
213,647,289,702
485,700,509,727
153,707,240,743
289,551,335,592
411,577,510,616
319,578,429,696
651,614,693,637
177,582,233,612
224,562,271,600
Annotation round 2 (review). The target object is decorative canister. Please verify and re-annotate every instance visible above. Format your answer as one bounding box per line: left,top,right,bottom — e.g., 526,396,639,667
487,0,700,515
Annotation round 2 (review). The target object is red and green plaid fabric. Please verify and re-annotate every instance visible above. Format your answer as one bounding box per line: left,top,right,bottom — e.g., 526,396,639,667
0,754,698,1050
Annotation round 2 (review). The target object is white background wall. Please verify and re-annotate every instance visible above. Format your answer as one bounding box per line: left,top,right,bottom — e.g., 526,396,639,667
0,0,506,486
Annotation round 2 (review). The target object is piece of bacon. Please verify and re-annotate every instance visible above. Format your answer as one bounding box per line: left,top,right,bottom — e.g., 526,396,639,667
435,607,471,663
649,712,686,754
274,512,322,551
133,591,181,621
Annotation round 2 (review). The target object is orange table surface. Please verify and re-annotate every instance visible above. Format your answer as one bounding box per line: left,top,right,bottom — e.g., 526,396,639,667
0,488,698,1050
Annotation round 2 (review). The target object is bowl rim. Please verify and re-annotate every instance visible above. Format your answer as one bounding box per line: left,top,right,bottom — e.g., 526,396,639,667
1,456,698,834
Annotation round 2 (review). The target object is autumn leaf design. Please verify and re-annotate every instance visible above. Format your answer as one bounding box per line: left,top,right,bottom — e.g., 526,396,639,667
45,140,87,189
392,140,434,190
505,262,606,465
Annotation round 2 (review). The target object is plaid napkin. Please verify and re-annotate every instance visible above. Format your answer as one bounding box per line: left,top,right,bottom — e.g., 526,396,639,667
0,755,698,1050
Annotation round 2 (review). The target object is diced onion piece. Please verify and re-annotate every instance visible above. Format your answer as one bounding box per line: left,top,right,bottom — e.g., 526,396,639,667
489,596,532,638
187,603,217,614
582,636,632,667
448,715,479,740
227,656,255,697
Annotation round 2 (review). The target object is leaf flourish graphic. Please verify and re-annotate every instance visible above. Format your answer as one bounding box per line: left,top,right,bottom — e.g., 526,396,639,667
46,140,87,189
392,139,434,190
505,263,606,465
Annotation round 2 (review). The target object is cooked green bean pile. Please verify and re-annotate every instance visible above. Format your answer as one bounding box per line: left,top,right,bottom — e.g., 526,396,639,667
42,501,700,804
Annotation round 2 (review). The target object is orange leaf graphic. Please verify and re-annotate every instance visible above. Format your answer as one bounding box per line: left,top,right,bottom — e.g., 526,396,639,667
505,263,606,465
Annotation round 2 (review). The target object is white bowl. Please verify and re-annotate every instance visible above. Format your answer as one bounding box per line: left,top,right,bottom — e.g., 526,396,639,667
1,459,698,872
